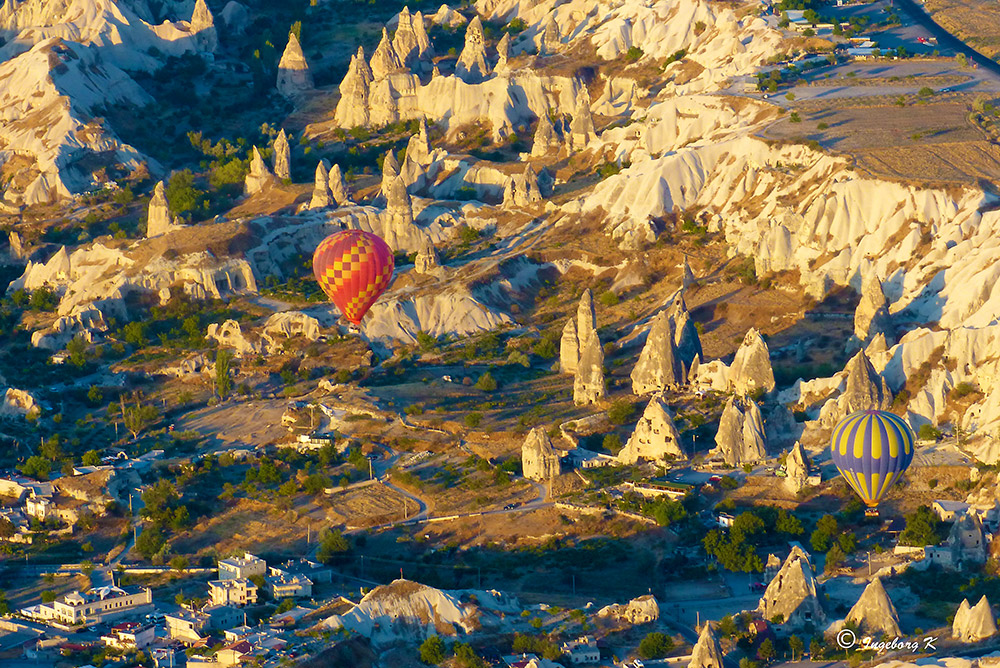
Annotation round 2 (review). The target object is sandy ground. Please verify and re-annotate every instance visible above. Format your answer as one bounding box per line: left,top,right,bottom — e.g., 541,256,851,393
177,398,291,451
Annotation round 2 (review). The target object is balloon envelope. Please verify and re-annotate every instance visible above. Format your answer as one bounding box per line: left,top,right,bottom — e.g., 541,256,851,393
312,229,394,325
830,409,914,508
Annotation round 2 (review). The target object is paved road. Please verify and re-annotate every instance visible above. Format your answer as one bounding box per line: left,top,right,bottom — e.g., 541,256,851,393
895,0,1000,77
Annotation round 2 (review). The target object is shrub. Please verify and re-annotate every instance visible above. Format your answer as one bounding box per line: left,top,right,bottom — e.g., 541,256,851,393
917,423,942,441
918,86,934,97
607,399,636,425
599,291,620,307
465,412,483,428
625,46,644,62
475,372,498,392
165,169,207,218
639,632,674,659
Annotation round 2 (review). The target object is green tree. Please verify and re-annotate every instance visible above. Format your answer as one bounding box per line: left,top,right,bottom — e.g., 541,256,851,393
758,638,776,663
419,636,447,665
122,321,147,347
20,456,51,480
810,637,823,659
165,169,207,218
39,436,63,461
824,544,846,574
639,632,674,659
453,643,485,668
82,450,101,466
66,334,88,369
41,591,57,603
135,526,165,560
215,349,234,399
87,385,103,405
899,505,943,546
607,399,636,425
316,529,351,564
464,412,483,428
810,514,838,552
474,372,497,392
789,635,804,661
120,393,159,439
0,517,15,538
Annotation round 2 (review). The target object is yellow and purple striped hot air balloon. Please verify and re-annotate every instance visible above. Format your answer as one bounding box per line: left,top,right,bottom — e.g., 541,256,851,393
830,409,915,515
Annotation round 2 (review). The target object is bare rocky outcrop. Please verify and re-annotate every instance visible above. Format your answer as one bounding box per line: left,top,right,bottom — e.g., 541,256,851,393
854,273,892,344
276,32,313,98
496,32,511,72
670,294,702,371
244,147,273,195
845,577,901,637
532,112,562,157
560,318,579,375
273,129,291,181
414,240,441,275
539,13,561,55
949,512,988,564
618,394,684,465
818,350,892,427
309,161,332,209
263,311,320,345
371,27,404,80
953,596,998,642
682,257,696,289
382,174,423,251
757,546,824,629
521,428,561,481
381,150,401,198
574,333,606,405
632,310,682,394
597,595,659,625
730,328,775,396
328,164,351,205
688,623,725,668
784,442,810,494
456,16,490,81
393,7,432,67
219,1,249,33
712,396,767,466
335,48,373,127
502,166,542,207
146,181,177,238
190,0,217,51
405,119,433,167
207,320,262,356
1,388,40,419
568,90,596,151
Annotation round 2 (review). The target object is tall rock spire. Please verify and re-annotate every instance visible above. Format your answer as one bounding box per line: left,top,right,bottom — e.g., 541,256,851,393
276,32,314,98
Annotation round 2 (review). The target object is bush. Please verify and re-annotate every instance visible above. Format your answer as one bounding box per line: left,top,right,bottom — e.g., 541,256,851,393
599,291,620,307
475,372,498,392
420,636,447,664
607,399,636,425
465,412,483,428
918,86,934,97
625,46,644,62
918,423,942,441
165,169,207,218
639,632,674,659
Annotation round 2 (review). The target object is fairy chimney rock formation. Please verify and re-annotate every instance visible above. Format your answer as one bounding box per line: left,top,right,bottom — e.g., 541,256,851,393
845,577,901,638
381,150,400,197
953,596,998,642
190,0,217,52
502,166,542,207
273,129,291,181
784,441,810,494
574,333,606,406
244,146,273,195
335,48,373,127
540,13,561,54
414,240,441,274
496,32,511,72
618,394,684,465
841,349,893,414
456,16,490,81
730,328,775,396
712,396,767,466
688,623,725,668
371,27,404,80
328,164,351,205
393,7,432,66
632,310,683,394
560,318,579,375
855,273,893,344
309,161,332,209
568,90,596,151
146,181,176,237
532,112,562,157
276,32,314,98
522,428,560,480
757,547,825,629
670,294,703,370
683,257,696,289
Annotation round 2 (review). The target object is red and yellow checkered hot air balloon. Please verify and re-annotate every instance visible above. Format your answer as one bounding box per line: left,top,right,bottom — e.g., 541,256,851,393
312,230,395,326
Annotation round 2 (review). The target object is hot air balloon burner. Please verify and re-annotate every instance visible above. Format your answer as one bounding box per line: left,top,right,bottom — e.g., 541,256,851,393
864,508,880,518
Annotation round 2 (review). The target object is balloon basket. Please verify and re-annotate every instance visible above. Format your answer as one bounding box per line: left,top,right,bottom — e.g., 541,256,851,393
864,508,880,518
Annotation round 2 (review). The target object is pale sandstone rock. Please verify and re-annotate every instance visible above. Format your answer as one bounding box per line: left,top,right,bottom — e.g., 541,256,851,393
632,310,682,394
393,7,432,67
245,146,273,195
335,48,373,127
568,89,596,151
730,328,775,396
757,546,824,629
712,396,767,466
309,160,332,209
206,319,262,356
263,311,320,341
496,32,511,72
414,240,442,275
531,112,562,157
784,441,809,494
953,596,997,642
688,623,724,668
670,293,702,372
502,166,542,207
618,394,684,464
0,388,40,418
146,180,176,237
574,332,605,405
276,32,313,98
273,129,291,181
456,16,490,81
560,318,579,375
190,0,217,52
845,577,901,637
855,273,893,344
597,595,659,625
371,27,404,80
521,427,561,480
